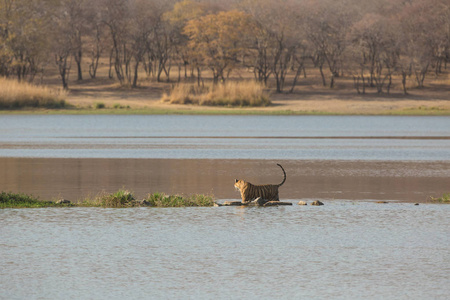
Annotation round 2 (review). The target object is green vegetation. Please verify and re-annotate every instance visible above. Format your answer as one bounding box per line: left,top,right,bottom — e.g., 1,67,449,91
161,81,271,107
113,103,130,109
145,192,215,207
0,192,62,208
0,78,66,110
429,193,450,203
94,102,105,109
94,190,135,208
0,190,215,208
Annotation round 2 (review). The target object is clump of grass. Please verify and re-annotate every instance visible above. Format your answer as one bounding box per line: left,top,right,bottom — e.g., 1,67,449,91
0,191,55,208
161,81,271,107
113,103,131,109
79,190,136,208
0,77,66,109
429,193,450,203
94,102,105,109
145,192,215,207
101,190,135,207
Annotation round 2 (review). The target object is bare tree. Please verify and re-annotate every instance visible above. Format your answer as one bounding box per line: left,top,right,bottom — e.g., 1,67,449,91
101,0,132,85
304,0,355,88
241,0,301,92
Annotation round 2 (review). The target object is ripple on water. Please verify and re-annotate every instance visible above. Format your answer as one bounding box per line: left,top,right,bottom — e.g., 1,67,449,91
1,202,449,299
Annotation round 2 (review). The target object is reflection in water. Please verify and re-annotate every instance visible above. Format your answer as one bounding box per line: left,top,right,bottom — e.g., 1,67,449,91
1,204,449,299
1,157,449,202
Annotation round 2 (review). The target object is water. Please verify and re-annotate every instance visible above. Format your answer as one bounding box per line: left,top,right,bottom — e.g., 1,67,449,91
1,115,449,160
1,203,449,299
1,115,449,299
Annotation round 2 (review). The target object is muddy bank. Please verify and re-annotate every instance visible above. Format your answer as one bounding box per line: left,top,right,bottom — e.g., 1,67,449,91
1,158,448,202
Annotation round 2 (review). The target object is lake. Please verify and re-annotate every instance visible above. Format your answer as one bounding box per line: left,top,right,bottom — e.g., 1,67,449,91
1,115,449,299
1,202,449,299
0,115,449,201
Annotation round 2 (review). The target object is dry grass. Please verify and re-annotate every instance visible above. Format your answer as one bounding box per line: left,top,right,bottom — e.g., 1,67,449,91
0,77,67,109
161,81,271,107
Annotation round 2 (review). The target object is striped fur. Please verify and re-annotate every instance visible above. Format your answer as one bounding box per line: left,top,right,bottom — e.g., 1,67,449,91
234,164,286,203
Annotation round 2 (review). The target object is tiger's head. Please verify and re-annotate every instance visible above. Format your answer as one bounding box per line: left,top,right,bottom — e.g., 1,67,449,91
234,179,246,192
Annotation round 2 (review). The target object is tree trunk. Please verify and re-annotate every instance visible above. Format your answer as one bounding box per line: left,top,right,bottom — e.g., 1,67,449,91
75,49,82,81
56,54,71,90
108,48,114,79
132,60,139,88
289,63,303,93
353,76,360,94
402,72,408,95
319,64,326,86
89,54,99,79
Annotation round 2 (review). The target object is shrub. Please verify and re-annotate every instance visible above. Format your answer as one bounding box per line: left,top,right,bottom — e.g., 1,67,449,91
161,81,271,107
0,77,66,109
94,102,105,109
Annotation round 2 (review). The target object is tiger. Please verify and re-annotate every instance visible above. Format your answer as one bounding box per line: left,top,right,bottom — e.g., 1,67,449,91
234,164,286,203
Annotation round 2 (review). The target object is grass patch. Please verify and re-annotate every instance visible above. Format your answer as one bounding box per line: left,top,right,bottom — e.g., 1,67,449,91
429,193,450,203
113,103,130,109
1,190,216,208
0,192,59,208
161,81,271,107
387,106,450,116
99,190,135,207
145,192,215,207
78,190,136,207
0,77,66,109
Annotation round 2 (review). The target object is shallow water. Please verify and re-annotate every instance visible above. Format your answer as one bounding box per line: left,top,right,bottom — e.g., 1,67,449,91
1,158,449,202
1,203,449,299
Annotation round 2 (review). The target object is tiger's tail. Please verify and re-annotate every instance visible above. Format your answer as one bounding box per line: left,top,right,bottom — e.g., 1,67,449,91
277,164,286,187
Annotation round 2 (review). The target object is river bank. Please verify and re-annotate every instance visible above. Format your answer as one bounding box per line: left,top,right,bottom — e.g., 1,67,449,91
1,98,449,116
1,73,450,115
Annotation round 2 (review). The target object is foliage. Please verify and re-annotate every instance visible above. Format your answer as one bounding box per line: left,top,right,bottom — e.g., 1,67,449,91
161,81,271,107
0,0,52,81
1,0,449,93
184,10,257,82
164,0,206,25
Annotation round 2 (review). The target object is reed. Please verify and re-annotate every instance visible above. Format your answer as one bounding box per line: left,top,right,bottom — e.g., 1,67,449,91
161,81,271,107
0,77,66,109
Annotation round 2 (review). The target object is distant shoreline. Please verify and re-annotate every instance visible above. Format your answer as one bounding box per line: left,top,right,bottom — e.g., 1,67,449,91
1,101,449,116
